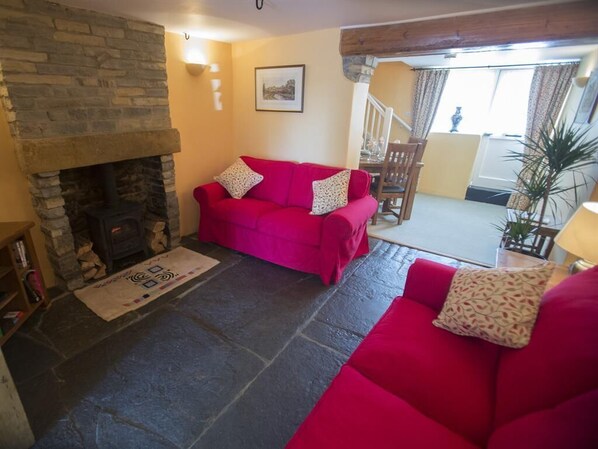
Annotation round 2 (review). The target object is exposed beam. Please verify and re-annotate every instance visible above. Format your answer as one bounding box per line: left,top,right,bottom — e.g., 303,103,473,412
340,1,598,58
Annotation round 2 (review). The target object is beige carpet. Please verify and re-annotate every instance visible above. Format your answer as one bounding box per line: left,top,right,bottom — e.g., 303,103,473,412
75,247,219,321
368,193,506,266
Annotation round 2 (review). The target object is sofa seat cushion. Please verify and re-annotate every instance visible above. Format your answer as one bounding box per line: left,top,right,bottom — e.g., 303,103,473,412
488,389,598,449
286,365,480,449
211,198,281,229
257,207,323,247
494,267,598,426
348,298,499,446
241,156,296,206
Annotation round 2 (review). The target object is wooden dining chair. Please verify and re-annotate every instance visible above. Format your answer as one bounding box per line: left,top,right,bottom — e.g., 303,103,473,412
403,137,428,220
370,142,420,225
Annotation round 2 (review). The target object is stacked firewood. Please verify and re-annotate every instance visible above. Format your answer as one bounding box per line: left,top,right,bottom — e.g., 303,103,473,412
75,236,107,281
145,216,168,254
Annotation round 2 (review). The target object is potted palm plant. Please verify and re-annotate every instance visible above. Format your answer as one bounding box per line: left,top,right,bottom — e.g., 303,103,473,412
500,120,598,258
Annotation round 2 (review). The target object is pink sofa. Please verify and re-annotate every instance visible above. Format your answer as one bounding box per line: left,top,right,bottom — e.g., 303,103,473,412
193,156,378,284
287,259,598,449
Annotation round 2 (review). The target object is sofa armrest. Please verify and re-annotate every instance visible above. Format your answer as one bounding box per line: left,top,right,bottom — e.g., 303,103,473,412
323,195,378,241
403,259,457,312
193,181,229,206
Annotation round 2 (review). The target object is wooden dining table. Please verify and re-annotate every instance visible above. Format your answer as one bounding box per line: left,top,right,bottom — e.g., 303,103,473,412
358,158,424,221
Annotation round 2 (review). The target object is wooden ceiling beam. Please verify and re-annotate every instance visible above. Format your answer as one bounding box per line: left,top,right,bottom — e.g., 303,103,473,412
340,1,598,58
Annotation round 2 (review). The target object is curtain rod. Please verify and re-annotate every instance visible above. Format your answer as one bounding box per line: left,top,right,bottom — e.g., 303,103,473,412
410,61,579,71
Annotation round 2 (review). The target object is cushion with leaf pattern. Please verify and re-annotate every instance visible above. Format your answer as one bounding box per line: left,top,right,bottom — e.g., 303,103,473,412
433,263,554,348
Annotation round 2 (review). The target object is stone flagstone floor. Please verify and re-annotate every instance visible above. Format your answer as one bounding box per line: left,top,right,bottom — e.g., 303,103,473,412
3,236,471,449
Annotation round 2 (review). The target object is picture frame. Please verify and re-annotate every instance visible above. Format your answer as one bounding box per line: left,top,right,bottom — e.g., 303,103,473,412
255,65,305,112
574,70,598,124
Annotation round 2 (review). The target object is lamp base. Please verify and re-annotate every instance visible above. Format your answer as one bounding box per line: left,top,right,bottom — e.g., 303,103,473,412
569,258,595,274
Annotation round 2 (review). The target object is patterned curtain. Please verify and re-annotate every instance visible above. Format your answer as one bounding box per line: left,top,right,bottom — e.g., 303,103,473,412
507,63,579,209
411,69,449,139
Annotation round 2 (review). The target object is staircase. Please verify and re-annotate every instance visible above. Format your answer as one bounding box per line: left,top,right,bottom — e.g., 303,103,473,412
362,94,412,158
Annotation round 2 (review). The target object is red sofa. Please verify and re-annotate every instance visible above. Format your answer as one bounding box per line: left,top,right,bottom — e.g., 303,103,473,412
193,156,377,285
287,259,598,449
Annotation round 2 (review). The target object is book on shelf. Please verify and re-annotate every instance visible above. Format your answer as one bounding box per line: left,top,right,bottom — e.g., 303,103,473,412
23,269,44,303
1,310,24,334
11,239,29,269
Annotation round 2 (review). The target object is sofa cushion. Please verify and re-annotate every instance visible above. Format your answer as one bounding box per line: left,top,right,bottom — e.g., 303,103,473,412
286,365,480,449
241,156,296,206
214,158,264,199
433,264,554,349
211,198,281,229
488,389,598,449
257,207,323,247
287,164,370,209
348,297,499,446
494,267,598,426
311,169,350,215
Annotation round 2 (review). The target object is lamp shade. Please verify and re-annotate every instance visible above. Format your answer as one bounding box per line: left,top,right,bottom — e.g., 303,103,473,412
555,202,598,264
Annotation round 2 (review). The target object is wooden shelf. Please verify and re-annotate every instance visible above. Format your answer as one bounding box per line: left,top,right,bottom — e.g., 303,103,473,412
0,221,48,346
0,266,12,280
0,290,18,310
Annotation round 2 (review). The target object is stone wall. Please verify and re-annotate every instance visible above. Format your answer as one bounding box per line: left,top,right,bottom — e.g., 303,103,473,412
0,0,171,139
0,0,181,289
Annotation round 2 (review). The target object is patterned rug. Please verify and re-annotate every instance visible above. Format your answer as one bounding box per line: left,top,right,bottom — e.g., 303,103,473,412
74,247,219,321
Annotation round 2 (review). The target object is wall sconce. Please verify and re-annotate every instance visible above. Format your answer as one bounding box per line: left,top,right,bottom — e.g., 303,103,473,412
186,63,207,76
572,76,589,88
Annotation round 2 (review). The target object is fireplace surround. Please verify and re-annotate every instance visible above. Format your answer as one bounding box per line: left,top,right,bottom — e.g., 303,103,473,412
22,129,181,290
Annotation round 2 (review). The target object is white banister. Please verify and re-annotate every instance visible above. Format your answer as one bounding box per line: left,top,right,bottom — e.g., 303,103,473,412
362,94,412,157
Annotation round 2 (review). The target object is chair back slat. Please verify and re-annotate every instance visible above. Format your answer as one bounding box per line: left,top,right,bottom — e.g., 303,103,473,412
379,143,419,193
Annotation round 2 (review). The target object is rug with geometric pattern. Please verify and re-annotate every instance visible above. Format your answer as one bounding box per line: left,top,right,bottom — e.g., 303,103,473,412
74,247,219,321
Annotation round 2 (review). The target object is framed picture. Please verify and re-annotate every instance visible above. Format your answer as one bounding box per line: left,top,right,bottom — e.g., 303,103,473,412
255,65,305,112
574,70,598,124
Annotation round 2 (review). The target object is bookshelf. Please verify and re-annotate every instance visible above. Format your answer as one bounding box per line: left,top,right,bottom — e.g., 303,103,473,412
0,222,49,346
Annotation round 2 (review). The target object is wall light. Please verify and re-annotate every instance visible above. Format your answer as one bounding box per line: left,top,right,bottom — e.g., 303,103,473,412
186,63,207,76
573,76,590,88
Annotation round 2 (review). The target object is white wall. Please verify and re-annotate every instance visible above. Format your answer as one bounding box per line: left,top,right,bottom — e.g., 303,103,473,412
553,49,598,226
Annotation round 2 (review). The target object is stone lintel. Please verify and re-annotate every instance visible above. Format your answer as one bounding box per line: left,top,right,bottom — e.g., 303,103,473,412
342,55,378,83
16,128,181,174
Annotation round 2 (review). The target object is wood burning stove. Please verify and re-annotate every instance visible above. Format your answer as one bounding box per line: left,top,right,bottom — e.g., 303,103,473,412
86,163,147,272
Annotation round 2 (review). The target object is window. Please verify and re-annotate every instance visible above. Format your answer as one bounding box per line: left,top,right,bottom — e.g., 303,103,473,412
431,68,534,136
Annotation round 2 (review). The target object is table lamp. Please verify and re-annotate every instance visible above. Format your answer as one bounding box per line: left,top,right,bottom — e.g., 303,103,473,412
554,202,598,273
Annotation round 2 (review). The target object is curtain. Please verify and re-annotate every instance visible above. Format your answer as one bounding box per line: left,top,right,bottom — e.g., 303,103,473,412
507,63,579,209
411,69,449,139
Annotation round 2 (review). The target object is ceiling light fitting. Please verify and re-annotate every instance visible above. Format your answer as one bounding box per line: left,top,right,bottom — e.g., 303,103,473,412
256,0,263,10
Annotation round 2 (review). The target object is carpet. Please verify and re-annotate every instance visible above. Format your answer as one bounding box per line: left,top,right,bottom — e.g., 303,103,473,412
368,193,506,266
74,247,219,321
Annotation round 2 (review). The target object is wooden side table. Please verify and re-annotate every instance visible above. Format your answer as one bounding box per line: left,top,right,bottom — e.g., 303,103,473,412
495,248,569,290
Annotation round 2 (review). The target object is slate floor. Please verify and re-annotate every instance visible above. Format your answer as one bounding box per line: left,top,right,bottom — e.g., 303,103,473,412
4,236,471,449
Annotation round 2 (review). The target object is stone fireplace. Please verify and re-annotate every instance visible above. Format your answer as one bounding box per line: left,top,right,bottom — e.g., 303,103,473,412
0,0,182,290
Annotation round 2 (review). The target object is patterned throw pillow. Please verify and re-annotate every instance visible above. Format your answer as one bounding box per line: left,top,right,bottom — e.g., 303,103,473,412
433,263,554,348
311,169,351,215
214,158,264,199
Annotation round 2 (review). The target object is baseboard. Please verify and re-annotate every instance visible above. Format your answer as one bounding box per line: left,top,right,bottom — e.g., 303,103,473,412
465,186,510,206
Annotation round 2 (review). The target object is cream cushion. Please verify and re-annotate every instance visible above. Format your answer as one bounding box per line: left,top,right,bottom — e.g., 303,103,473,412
311,169,351,215
214,158,264,199
433,263,554,348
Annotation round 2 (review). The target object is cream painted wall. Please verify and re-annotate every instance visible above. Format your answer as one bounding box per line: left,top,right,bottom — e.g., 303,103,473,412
418,133,481,200
231,28,359,168
165,33,234,236
368,61,415,144
0,109,54,286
